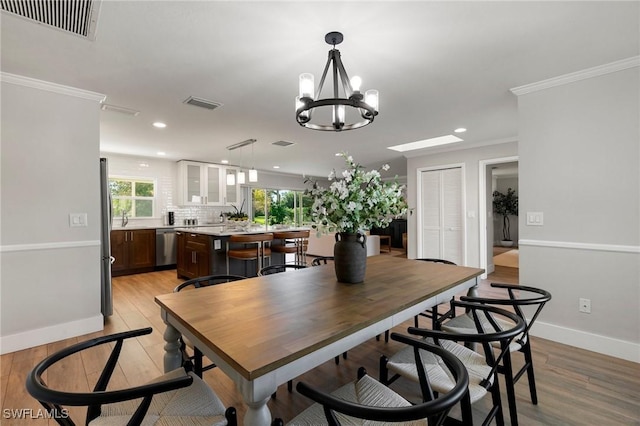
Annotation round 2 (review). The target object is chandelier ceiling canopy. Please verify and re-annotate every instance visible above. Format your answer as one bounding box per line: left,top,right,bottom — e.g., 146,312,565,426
295,32,379,132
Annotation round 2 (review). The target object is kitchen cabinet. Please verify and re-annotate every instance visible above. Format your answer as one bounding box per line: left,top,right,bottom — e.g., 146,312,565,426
111,229,156,276
176,231,211,279
177,160,240,206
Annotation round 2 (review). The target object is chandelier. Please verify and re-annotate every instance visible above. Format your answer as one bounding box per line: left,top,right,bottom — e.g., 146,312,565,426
295,32,379,131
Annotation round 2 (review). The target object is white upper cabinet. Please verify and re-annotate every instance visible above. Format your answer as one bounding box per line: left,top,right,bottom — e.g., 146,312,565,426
177,161,239,206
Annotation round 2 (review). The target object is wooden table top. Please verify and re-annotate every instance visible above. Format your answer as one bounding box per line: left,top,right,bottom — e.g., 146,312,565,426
155,255,483,381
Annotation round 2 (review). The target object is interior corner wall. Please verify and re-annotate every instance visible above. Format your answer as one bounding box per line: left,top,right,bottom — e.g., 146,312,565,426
517,66,640,362
406,142,518,267
0,79,104,354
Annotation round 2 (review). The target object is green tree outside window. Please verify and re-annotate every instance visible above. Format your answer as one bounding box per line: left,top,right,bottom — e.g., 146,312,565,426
110,178,155,218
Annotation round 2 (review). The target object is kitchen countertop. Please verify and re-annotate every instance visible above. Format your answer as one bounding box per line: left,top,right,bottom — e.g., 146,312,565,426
111,224,221,231
174,225,311,237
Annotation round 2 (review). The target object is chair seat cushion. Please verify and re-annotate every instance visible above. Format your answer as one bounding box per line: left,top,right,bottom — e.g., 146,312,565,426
90,368,228,426
386,338,492,404
288,374,428,425
441,313,525,351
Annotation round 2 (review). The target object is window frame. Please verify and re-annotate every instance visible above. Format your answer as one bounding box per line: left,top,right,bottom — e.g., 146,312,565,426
109,176,157,219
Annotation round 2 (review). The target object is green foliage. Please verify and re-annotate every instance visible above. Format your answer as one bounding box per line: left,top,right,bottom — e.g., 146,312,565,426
305,153,407,234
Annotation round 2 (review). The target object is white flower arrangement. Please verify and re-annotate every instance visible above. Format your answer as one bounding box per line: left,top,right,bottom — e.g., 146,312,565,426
305,153,407,235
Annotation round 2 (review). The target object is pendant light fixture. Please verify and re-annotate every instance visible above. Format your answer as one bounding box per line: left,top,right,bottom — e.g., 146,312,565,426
249,141,258,182
237,146,246,184
226,139,258,183
295,31,379,131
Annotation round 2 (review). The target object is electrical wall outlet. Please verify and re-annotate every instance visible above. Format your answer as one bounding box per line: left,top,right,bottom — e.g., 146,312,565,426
579,298,591,313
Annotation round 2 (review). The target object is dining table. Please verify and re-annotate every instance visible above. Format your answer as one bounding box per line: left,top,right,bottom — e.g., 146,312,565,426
155,255,483,425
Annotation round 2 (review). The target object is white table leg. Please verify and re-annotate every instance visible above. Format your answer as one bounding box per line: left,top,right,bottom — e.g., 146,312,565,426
466,277,480,297
161,311,183,373
243,396,272,426
238,378,275,426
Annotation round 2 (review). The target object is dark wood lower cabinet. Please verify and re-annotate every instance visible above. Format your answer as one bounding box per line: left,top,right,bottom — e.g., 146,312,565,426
111,229,156,277
177,232,211,279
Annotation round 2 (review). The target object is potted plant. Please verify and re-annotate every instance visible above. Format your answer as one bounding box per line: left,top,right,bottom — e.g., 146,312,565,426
305,153,407,283
493,188,518,247
228,200,248,221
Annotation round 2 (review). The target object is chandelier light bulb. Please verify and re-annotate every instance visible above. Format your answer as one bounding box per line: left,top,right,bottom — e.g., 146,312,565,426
350,76,362,92
237,171,246,185
299,73,315,99
249,168,258,182
296,96,310,121
333,105,346,129
365,89,379,112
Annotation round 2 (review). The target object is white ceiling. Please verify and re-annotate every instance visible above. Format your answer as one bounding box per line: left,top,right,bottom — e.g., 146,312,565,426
1,1,638,179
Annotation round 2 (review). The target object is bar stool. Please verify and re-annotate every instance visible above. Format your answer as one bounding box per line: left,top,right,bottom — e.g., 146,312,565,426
226,233,273,276
271,230,310,265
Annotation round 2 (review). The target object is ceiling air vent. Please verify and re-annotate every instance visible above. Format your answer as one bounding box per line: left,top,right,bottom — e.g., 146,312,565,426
101,104,140,117
272,140,295,147
1,0,101,40
183,96,223,111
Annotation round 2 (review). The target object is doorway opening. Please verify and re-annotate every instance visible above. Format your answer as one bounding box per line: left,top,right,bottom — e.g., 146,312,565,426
479,157,519,282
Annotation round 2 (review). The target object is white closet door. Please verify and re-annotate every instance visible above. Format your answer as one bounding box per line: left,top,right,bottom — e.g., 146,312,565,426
420,167,463,264
421,171,442,258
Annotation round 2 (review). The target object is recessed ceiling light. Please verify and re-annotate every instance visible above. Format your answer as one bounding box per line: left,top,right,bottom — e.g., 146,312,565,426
273,165,280,169
221,159,229,164
387,134,463,152
153,122,167,128
157,151,166,156
454,127,467,133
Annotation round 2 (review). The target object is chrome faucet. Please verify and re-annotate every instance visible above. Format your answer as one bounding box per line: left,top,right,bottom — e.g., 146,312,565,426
121,211,128,227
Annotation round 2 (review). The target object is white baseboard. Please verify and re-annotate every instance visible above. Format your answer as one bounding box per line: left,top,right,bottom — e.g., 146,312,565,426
532,321,639,363
0,315,104,355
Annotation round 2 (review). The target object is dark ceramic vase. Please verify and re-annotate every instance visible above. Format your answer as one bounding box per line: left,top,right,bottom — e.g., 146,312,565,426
334,232,367,283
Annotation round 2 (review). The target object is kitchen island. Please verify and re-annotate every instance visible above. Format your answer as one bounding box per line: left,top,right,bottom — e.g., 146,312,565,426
175,226,311,279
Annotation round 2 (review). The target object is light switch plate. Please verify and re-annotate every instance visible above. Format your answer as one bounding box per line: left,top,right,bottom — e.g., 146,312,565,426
526,212,544,226
69,213,88,227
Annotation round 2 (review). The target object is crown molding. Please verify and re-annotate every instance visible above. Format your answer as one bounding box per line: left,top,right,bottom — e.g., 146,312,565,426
0,72,106,102
510,56,640,96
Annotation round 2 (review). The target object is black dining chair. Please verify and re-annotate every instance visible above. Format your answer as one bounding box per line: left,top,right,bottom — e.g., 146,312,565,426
380,301,525,426
310,256,334,266
414,258,458,328
378,257,458,344
174,274,247,377
258,263,308,276
26,327,237,426
439,282,552,426
274,334,469,426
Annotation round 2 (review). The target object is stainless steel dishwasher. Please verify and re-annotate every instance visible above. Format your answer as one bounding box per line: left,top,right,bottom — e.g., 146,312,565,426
156,228,177,267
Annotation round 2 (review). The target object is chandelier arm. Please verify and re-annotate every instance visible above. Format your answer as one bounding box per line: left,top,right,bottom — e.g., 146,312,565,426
315,51,333,100
333,51,355,98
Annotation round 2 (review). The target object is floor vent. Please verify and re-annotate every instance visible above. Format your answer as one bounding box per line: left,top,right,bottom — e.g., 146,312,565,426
272,140,295,147
183,96,223,111
1,0,101,40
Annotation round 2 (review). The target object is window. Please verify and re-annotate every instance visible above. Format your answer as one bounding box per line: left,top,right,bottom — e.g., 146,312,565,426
250,188,313,227
109,178,155,218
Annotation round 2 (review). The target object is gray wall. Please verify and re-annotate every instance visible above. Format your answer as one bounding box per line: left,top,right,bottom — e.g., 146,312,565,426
1,75,104,353
517,65,639,361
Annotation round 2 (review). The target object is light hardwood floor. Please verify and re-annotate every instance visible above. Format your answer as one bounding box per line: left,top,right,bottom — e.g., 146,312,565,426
2,252,639,425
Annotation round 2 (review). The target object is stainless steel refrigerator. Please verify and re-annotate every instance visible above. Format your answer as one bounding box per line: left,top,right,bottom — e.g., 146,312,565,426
100,158,114,316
